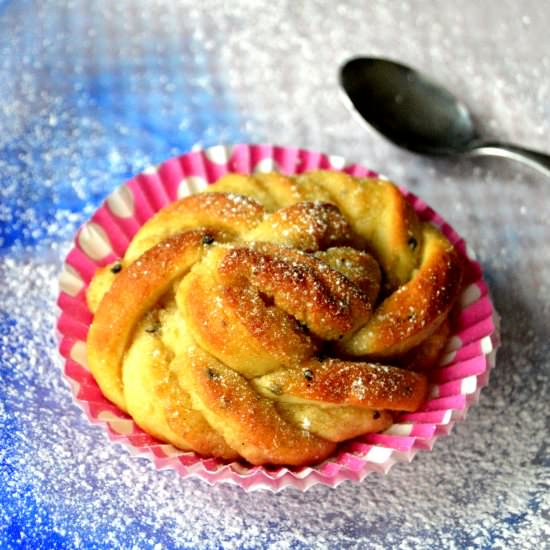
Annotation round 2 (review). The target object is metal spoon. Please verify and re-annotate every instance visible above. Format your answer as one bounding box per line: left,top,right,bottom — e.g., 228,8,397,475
340,57,550,177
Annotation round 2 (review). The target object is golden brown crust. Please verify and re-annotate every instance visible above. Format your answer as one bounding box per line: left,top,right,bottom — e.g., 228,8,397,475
276,404,394,442
122,322,239,459
252,358,428,412
173,349,337,466
125,192,265,262
86,170,462,466
289,171,423,288
87,229,215,410
314,247,381,305
242,201,353,251
338,224,463,357
178,243,374,379
216,244,373,340
178,247,318,378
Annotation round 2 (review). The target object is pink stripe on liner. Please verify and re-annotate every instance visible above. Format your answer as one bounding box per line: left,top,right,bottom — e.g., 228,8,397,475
433,377,477,398
429,211,446,228
432,355,488,383
57,294,92,324
385,423,437,439
101,208,141,242
296,148,322,173
411,198,435,221
462,257,484,286
152,171,175,204
73,390,116,408
57,313,88,341
343,164,370,177
176,453,205,467
87,401,129,419
337,452,371,472
400,409,452,424
65,248,102,283
133,175,169,216
365,434,416,451
456,298,494,329
145,445,168,458
201,458,226,473
253,466,284,480
262,472,297,491
237,472,264,491
422,394,467,412
110,431,159,446
409,424,437,438
441,333,495,365
170,462,189,479
71,371,100,389
228,144,251,174
225,463,262,478
316,460,343,477
90,208,130,257
178,151,206,179
156,157,185,199
227,144,250,173
275,145,301,174
249,144,273,170
263,466,296,481
75,380,106,395
453,238,468,256
344,441,374,455
58,337,76,360
455,315,496,346
464,258,483,281
404,193,427,212
421,208,438,225
318,154,334,170
126,178,158,225
203,154,229,183
78,396,116,412
440,222,461,246
435,423,455,437
64,360,95,386
412,438,436,451
134,173,172,212
475,279,489,297
75,383,105,402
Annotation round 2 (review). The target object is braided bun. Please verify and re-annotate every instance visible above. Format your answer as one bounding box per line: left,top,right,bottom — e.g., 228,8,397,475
86,171,463,466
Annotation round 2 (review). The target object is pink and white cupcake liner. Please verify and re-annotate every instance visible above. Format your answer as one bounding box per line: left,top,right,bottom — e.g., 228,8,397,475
56,144,499,492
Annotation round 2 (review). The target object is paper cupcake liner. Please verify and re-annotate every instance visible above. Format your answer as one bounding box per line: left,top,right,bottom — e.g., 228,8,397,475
56,144,499,492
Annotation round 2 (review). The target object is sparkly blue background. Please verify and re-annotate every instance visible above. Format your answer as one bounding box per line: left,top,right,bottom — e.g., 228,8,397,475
0,1,548,549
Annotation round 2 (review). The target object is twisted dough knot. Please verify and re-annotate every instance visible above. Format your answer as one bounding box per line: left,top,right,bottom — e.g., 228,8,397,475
87,171,463,465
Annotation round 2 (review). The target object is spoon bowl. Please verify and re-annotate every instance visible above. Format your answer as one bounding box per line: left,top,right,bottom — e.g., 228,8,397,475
340,57,550,177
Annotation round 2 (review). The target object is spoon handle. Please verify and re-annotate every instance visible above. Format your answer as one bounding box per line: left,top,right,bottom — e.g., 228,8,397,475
468,141,550,178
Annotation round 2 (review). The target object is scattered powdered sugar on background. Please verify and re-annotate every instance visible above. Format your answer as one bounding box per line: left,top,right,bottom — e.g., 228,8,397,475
0,0,549,548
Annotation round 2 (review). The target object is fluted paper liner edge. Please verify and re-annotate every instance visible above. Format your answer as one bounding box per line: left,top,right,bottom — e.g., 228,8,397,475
56,144,499,492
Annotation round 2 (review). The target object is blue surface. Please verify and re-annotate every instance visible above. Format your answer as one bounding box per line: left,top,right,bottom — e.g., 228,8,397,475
0,1,249,252
0,3,249,548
